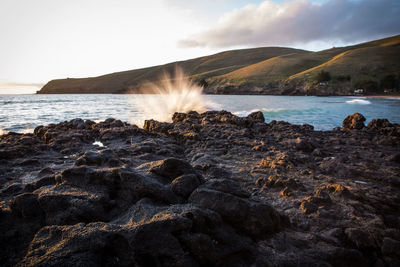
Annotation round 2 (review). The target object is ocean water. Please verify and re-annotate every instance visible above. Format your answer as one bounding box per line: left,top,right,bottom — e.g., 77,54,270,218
1,94,400,133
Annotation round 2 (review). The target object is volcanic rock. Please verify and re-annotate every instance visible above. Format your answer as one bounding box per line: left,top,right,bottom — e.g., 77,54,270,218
342,112,366,130
0,111,399,266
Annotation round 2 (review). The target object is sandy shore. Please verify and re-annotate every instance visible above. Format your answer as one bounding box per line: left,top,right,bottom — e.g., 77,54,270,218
364,95,400,99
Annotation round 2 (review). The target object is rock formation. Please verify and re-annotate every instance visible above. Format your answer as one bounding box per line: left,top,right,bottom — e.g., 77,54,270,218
0,111,399,266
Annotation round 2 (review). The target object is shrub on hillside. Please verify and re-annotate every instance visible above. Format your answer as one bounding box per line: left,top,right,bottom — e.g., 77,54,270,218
380,74,399,90
336,75,351,82
315,70,331,83
198,78,209,88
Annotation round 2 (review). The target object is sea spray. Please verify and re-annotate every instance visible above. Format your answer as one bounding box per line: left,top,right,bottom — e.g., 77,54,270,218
130,67,219,127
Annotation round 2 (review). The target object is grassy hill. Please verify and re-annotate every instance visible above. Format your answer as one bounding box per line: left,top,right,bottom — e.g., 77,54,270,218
38,47,303,94
38,35,400,95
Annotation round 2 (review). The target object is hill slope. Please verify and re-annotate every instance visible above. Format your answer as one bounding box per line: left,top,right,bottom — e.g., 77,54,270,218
38,47,303,94
38,35,400,95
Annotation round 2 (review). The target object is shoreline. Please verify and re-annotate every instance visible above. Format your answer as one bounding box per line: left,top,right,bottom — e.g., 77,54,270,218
364,95,400,98
2,92,400,98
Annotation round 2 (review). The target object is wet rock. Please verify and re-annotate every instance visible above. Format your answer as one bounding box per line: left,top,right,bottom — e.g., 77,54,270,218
300,191,332,214
300,201,318,214
314,184,353,199
33,125,46,138
367,118,393,130
260,150,295,169
326,247,368,267
19,223,137,266
2,183,24,195
205,179,250,198
342,113,366,130
191,154,218,170
320,228,344,245
318,156,352,178
37,185,110,225
170,174,202,198
100,125,141,140
70,118,85,129
388,153,400,164
257,174,303,191
2,111,400,266
172,111,200,124
285,137,315,152
189,179,283,239
344,228,376,249
76,149,122,167
24,175,56,192
148,157,197,181
144,119,173,134
10,193,44,218
381,237,400,257
247,111,265,123
20,136,36,145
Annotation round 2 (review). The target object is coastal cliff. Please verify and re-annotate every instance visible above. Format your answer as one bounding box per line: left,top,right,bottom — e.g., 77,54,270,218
37,35,400,95
1,111,399,266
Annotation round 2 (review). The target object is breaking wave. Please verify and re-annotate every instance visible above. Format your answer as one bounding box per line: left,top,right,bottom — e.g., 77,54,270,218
345,99,371,105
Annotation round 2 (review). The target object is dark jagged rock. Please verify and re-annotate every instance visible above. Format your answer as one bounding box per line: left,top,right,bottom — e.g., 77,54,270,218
246,111,265,123
148,157,198,181
1,111,399,266
367,118,393,130
170,174,202,198
342,112,366,130
76,149,122,167
189,179,283,240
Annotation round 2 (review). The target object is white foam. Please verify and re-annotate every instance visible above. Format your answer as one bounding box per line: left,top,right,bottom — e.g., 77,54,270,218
93,141,104,147
346,99,371,105
21,128,34,134
233,108,286,117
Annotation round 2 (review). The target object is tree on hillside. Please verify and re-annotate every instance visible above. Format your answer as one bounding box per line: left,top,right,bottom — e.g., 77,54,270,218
315,70,331,83
198,78,209,88
380,74,399,90
336,75,351,82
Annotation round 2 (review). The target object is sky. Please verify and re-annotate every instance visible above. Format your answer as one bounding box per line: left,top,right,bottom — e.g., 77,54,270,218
0,0,399,94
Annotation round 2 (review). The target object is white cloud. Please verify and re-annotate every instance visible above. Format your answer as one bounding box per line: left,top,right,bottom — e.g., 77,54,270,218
179,0,400,49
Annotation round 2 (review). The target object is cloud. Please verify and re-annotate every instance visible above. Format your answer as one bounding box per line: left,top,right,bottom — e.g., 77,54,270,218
179,0,400,49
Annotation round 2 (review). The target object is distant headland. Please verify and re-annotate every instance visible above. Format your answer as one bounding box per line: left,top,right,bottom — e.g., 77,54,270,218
37,35,400,96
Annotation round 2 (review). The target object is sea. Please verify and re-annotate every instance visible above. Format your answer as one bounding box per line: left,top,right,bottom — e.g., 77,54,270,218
1,94,400,133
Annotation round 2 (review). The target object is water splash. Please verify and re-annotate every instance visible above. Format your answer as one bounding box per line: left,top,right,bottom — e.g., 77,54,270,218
131,67,218,126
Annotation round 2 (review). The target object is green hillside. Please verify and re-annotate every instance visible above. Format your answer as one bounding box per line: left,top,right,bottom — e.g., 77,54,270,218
38,35,400,95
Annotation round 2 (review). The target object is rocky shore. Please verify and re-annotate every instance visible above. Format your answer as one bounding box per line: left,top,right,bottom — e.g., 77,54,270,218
1,111,399,266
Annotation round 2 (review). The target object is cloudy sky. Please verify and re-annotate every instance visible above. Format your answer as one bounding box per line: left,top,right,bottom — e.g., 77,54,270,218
1,0,399,93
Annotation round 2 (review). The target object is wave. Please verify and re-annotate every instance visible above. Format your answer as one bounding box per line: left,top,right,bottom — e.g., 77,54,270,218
233,107,323,118
322,101,344,103
233,108,288,117
345,99,371,105
1,99,73,105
